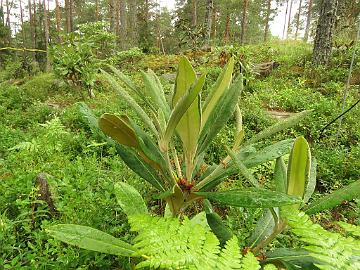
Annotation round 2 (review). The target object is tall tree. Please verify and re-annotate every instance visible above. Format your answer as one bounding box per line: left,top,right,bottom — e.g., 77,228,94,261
119,0,127,46
224,6,230,43
19,0,26,45
128,0,137,46
43,0,50,71
0,0,4,26
192,0,197,27
95,0,99,21
312,0,338,65
295,0,303,39
65,0,72,33
204,0,213,44
109,0,115,33
264,0,272,42
211,2,216,40
5,0,9,33
55,0,61,39
303,0,313,42
115,0,120,36
240,0,249,45
282,0,289,39
69,0,73,31
286,0,293,39
33,0,37,49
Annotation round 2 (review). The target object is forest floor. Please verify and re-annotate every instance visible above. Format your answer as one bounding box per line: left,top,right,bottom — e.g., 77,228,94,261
0,40,359,268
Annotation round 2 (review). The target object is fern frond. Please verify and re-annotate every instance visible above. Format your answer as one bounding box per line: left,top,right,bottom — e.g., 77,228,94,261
241,252,261,270
338,222,360,238
217,236,242,269
284,210,360,270
128,214,263,270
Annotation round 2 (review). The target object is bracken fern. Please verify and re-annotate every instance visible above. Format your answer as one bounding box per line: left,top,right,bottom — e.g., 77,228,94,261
128,214,262,270
285,210,360,270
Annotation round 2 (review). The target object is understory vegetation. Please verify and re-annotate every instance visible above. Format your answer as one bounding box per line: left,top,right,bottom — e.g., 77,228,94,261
0,40,359,269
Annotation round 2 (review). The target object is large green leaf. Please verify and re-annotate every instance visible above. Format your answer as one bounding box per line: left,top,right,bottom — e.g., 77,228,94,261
161,74,206,151
108,66,143,99
114,182,148,216
245,110,311,145
46,224,135,256
202,57,234,126
225,145,259,187
173,57,201,161
115,144,165,191
99,113,139,149
78,102,106,140
195,140,292,191
78,104,166,191
248,209,277,248
196,189,301,208
100,70,157,134
303,158,317,204
304,180,360,215
128,119,166,169
274,157,287,193
197,75,243,155
287,137,311,199
265,248,318,270
204,200,233,245
141,70,170,117
242,139,294,168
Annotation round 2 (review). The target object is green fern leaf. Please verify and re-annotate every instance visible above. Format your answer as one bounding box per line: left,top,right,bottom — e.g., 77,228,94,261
241,252,261,270
284,209,360,270
128,214,264,270
338,222,360,238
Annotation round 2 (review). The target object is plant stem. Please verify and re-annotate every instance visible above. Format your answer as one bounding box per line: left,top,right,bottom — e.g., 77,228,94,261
165,150,177,186
171,144,183,179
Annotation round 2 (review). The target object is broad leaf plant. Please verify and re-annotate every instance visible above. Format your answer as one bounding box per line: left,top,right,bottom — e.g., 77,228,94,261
47,57,360,269
93,57,310,215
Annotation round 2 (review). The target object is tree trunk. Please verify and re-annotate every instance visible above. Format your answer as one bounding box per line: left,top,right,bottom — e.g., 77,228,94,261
264,0,271,42
65,0,71,33
192,0,197,27
19,0,26,45
286,0,293,39
38,0,43,36
282,0,289,39
5,0,11,45
27,0,34,52
240,0,249,45
0,0,4,26
69,0,73,31
312,0,338,66
115,0,120,36
33,0,37,50
211,4,216,40
5,0,9,28
43,0,50,71
95,0,99,21
55,0,62,41
204,0,213,44
127,0,137,46
109,0,115,33
224,11,230,43
295,0,303,39
119,0,127,47
303,0,313,42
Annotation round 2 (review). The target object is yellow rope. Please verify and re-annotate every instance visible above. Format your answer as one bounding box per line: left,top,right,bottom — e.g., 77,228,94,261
0,47,47,53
